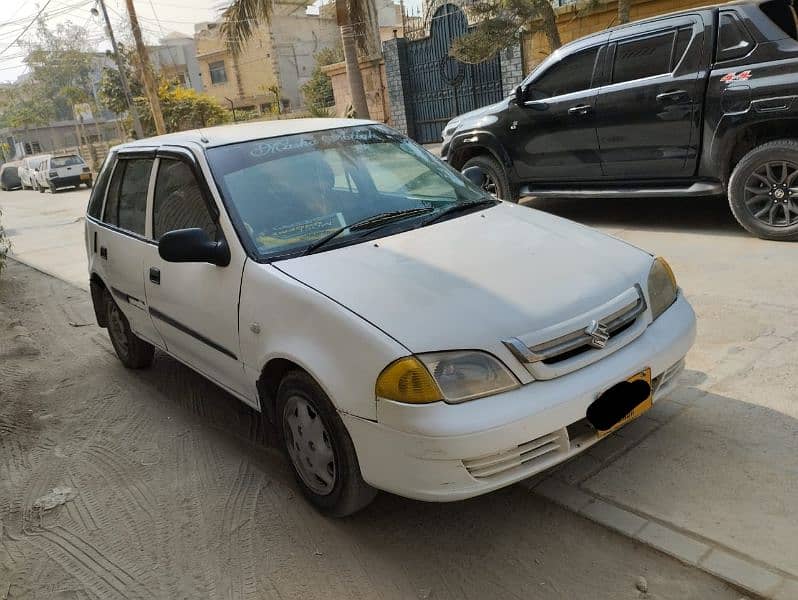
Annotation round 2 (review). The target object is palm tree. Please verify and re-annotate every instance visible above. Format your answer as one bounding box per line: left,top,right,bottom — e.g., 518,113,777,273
220,0,374,118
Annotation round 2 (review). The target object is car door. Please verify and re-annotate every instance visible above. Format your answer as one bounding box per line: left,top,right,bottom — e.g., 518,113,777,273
594,16,706,178
98,151,164,347
507,37,608,182
142,147,252,403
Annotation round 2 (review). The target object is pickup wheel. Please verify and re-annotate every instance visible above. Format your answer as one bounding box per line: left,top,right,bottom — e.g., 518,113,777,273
728,140,798,241
277,370,377,517
105,291,154,369
462,155,517,202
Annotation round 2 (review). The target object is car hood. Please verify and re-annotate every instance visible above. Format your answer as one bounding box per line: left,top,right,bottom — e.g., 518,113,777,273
445,98,510,135
276,203,652,363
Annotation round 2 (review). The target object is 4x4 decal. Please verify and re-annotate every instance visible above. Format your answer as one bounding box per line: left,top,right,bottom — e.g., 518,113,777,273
720,70,752,83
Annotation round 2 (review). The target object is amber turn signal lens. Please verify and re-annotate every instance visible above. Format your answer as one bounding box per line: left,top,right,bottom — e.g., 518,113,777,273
376,357,443,404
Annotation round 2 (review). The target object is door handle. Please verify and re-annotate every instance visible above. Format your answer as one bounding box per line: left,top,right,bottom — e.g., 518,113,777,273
100,246,107,260
656,90,690,104
149,267,160,285
568,104,593,116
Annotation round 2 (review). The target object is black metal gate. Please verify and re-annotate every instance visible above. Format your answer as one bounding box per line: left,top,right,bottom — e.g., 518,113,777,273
405,3,504,144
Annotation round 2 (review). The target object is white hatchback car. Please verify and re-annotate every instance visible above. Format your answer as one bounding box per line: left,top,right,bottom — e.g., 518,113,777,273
19,155,49,190
85,119,696,516
35,153,92,193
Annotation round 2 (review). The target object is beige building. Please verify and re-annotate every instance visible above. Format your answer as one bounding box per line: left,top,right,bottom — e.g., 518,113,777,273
194,2,339,112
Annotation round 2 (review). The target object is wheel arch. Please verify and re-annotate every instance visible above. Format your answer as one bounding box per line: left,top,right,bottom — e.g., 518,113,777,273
446,131,512,172
721,119,798,185
257,357,318,424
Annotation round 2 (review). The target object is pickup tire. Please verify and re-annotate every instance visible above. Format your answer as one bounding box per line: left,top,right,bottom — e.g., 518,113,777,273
277,370,377,517
105,291,155,369
728,140,798,241
462,155,517,202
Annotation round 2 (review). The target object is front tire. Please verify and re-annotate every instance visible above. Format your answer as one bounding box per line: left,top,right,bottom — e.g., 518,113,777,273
49,183,57,194
462,154,518,202
277,370,377,517
728,139,798,241
105,291,154,369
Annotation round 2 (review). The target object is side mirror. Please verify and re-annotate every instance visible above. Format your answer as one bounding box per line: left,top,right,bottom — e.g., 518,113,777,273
514,85,525,106
158,228,230,267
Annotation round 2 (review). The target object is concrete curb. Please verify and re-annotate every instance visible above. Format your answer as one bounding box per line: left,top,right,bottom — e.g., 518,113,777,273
522,474,797,599
5,254,88,292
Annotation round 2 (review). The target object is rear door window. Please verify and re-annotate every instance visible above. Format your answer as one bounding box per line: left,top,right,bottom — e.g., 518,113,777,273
612,31,675,83
102,158,153,236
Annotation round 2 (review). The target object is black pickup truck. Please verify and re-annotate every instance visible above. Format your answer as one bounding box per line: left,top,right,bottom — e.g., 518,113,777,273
441,0,798,240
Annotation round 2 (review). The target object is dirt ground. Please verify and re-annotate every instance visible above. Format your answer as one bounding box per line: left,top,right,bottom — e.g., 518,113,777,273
0,259,742,600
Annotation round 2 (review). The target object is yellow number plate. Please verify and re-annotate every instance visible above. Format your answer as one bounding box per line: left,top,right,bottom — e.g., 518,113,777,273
80,173,90,180
596,368,653,438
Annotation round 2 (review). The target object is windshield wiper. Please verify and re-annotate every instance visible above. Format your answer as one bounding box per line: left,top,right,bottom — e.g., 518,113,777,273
419,198,498,227
302,207,434,255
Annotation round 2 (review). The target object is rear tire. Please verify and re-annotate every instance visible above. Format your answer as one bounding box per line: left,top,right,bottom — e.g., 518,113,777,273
105,291,154,369
462,155,517,202
85,180,93,188
277,370,377,517
49,184,57,194
38,184,44,193
728,139,798,241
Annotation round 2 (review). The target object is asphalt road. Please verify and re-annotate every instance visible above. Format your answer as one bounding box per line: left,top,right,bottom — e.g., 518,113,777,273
2,185,797,597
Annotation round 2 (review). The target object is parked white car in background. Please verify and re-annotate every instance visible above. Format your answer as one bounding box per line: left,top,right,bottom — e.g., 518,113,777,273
34,153,92,193
85,119,696,516
19,155,49,191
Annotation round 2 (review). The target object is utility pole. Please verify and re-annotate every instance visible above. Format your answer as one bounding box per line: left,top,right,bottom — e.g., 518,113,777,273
123,0,166,135
94,0,144,139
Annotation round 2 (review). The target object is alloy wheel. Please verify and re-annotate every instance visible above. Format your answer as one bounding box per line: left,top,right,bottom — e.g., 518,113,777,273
283,395,336,495
743,161,798,227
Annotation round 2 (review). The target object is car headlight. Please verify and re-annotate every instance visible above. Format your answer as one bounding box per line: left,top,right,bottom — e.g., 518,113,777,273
647,257,678,320
376,351,520,404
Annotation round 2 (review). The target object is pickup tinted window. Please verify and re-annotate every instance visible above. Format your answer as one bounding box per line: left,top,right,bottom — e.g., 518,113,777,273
612,31,674,83
528,47,599,98
717,12,755,61
152,159,216,240
760,0,798,40
103,158,152,236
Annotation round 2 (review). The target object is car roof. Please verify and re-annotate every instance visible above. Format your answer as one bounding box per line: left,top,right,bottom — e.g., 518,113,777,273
114,118,378,151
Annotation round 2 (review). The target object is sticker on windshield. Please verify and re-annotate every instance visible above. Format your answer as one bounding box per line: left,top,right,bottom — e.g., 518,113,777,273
257,212,346,248
720,70,752,83
248,128,393,158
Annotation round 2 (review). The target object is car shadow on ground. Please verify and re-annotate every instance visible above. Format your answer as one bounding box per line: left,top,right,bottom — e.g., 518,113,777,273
523,195,746,236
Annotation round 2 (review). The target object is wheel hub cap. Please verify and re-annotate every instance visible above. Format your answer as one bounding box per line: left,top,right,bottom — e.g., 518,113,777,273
744,161,798,227
283,395,336,495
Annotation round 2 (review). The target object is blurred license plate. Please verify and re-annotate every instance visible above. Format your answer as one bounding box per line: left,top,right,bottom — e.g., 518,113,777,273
80,173,90,180
596,368,652,438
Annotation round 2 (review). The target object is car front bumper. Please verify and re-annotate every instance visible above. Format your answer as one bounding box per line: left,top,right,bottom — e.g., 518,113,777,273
342,293,696,502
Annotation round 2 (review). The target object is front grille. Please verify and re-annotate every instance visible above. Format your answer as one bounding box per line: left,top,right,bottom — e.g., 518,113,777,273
463,428,569,480
502,285,648,380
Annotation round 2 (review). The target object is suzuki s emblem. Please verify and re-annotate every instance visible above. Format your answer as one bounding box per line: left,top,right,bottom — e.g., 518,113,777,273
585,320,610,349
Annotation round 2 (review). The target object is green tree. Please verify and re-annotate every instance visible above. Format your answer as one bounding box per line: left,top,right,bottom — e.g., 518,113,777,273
301,46,344,117
450,0,563,63
98,44,144,115
23,19,95,121
135,81,231,135
0,82,56,130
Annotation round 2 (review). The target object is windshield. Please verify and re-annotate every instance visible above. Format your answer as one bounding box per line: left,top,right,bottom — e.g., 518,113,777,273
206,125,490,259
51,155,84,168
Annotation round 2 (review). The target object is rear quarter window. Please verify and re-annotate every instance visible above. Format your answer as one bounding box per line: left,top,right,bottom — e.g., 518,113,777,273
87,153,115,219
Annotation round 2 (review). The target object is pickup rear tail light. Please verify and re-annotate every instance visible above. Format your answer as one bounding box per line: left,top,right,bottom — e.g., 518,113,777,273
82,166,90,173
